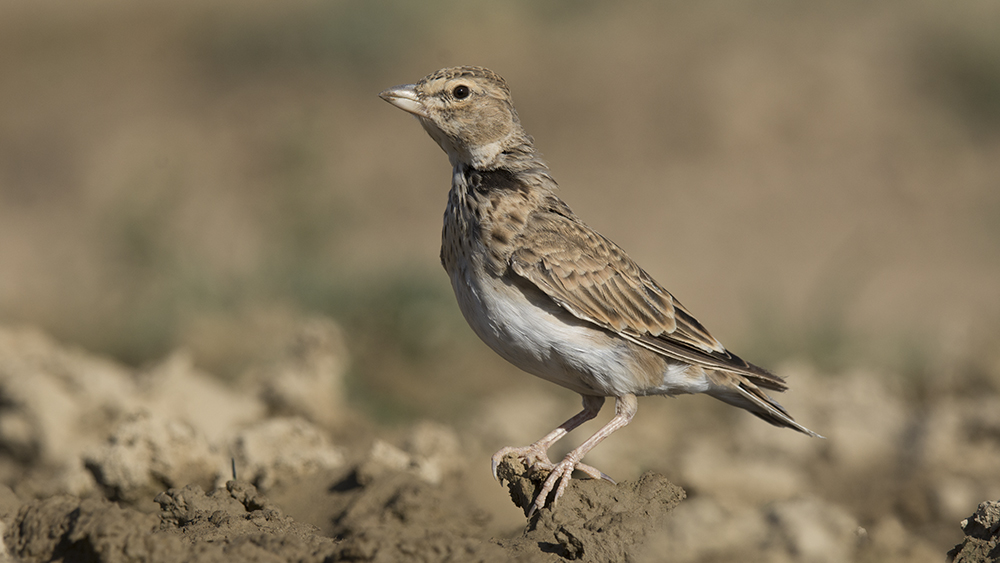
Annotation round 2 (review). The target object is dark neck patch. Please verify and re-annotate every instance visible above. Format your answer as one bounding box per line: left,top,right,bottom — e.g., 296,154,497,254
464,167,529,196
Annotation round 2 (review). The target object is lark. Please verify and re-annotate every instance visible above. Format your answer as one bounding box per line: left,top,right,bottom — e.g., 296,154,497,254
380,66,821,516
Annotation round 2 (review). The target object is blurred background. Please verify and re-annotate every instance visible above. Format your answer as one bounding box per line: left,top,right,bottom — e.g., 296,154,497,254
1,0,999,559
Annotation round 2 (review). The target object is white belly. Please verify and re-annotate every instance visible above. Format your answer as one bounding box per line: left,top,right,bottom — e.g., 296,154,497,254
448,266,706,397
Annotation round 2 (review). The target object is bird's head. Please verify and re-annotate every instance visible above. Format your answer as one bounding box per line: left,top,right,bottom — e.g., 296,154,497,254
380,66,530,170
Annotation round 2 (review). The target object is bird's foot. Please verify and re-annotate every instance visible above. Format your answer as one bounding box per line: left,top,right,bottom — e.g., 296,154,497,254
493,445,615,517
527,453,613,517
492,445,612,480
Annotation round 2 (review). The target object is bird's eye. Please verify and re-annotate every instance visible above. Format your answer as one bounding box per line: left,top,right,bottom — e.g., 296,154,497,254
452,85,470,99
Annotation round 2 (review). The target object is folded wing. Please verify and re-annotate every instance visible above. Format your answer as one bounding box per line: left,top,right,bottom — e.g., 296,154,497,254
509,201,786,392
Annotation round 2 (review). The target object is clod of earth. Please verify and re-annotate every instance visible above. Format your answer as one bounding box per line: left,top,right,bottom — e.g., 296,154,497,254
494,455,685,561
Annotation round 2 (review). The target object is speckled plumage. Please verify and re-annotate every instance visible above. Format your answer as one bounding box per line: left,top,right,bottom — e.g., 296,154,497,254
380,66,821,516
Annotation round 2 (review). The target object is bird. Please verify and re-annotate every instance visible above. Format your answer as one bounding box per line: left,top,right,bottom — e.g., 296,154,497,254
379,66,821,516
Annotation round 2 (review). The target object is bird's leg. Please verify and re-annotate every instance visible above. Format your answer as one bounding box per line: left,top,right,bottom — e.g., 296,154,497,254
528,393,638,517
492,395,605,480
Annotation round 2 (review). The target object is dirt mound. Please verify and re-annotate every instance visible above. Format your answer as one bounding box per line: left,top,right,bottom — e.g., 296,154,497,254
0,320,687,561
948,500,1000,563
2,460,682,562
5,481,335,563
496,456,685,561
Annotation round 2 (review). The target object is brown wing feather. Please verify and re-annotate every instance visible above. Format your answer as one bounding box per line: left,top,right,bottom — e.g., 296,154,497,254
509,203,785,390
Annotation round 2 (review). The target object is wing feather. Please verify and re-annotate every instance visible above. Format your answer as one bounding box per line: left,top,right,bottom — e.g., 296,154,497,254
509,204,785,389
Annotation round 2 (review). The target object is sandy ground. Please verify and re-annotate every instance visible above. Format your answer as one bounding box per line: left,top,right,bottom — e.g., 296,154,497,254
3,461,680,562
0,323,685,562
0,323,998,562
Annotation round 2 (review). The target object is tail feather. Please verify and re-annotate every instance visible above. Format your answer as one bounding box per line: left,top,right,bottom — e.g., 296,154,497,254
707,372,823,438
738,357,788,393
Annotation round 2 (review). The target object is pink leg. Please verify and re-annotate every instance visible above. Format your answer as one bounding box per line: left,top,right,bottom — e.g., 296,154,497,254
528,393,638,516
491,395,605,480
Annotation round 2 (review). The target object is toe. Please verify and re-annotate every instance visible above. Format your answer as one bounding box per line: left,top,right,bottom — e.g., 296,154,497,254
574,462,615,483
528,461,575,516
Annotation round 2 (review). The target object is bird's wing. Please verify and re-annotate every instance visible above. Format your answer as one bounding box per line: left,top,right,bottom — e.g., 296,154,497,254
509,203,785,389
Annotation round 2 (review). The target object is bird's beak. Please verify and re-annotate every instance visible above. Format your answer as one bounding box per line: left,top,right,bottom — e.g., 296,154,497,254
379,84,426,117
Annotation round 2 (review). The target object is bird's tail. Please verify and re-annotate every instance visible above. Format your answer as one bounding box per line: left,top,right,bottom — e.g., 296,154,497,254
706,371,823,438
